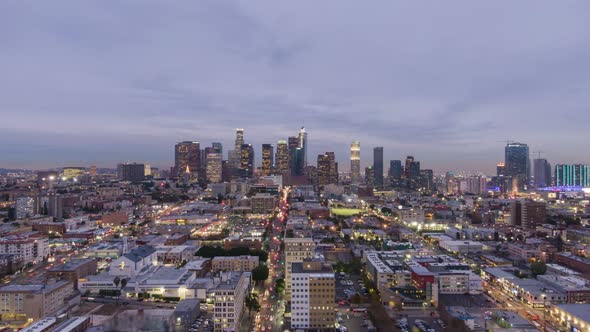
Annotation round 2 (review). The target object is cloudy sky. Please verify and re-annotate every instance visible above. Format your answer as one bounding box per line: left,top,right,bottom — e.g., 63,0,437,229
1,1,589,174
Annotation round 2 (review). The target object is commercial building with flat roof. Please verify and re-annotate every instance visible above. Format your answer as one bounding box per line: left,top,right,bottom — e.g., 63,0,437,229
47,258,98,289
551,304,590,332
211,255,259,272
0,280,75,321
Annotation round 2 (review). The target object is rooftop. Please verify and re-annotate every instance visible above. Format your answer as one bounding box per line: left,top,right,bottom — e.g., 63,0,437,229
556,304,590,321
175,298,200,312
123,245,156,262
47,258,96,272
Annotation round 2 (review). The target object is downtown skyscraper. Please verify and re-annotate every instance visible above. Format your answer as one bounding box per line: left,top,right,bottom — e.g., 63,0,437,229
555,164,589,187
350,141,361,184
275,140,289,175
228,129,244,171
174,141,200,180
298,127,308,168
239,144,254,178
373,147,384,189
505,142,530,191
262,144,274,176
533,158,551,188
317,152,337,185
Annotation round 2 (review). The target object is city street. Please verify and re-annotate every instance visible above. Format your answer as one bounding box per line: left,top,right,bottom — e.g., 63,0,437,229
246,187,289,332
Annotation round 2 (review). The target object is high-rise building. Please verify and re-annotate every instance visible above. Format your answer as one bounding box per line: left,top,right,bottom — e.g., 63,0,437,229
275,140,290,175
291,260,335,330
206,152,222,183
533,159,552,188
317,152,337,185
239,144,254,178
174,141,200,180
365,166,375,187
228,129,245,171
388,160,402,181
305,165,318,186
288,137,304,176
420,169,434,193
555,164,590,187
235,128,244,152
407,159,420,179
211,142,223,156
505,142,530,191
298,127,308,167
496,163,506,176
511,200,546,228
373,147,384,189
405,156,415,178
284,237,314,301
262,144,274,176
350,141,361,184
118,163,145,182
144,163,151,177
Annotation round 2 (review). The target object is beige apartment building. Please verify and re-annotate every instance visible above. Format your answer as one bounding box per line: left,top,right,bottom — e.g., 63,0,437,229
291,260,335,330
0,280,75,321
211,256,259,272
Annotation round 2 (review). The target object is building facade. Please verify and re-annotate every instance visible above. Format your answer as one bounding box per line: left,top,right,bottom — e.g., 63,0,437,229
291,260,335,331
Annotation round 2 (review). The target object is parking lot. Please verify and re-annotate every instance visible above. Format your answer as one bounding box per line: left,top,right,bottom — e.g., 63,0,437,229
336,309,369,332
335,272,368,303
392,315,446,332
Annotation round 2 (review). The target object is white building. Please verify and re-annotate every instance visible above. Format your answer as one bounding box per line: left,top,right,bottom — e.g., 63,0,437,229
16,196,35,219
0,233,49,264
439,240,485,254
213,272,251,332
284,237,315,300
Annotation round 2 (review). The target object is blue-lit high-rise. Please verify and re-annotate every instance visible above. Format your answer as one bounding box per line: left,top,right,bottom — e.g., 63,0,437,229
555,164,589,187
505,142,529,191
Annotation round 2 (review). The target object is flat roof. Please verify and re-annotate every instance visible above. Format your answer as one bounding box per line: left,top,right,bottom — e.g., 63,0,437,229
48,258,96,272
175,298,200,312
556,304,590,322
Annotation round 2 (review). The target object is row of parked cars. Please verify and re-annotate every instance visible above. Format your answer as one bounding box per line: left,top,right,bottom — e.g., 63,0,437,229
188,317,212,332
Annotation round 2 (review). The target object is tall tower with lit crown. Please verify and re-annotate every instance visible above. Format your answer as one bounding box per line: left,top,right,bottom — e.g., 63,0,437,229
350,141,361,184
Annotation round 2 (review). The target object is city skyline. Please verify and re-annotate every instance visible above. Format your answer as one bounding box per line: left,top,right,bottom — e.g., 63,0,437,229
1,1,590,172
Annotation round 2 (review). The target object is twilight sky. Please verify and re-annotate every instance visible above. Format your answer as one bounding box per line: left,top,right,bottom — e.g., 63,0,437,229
1,1,589,174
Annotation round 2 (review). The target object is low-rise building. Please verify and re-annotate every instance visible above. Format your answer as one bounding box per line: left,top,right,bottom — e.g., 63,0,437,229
211,256,259,273
0,280,76,321
439,240,485,254
551,304,590,332
174,299,200,329
0,232,49,265
250,193,277,213
47,258,98,289
109,246,157,277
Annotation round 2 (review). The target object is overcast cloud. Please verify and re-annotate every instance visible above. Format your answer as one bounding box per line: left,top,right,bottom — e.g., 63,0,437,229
1,1,589,173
